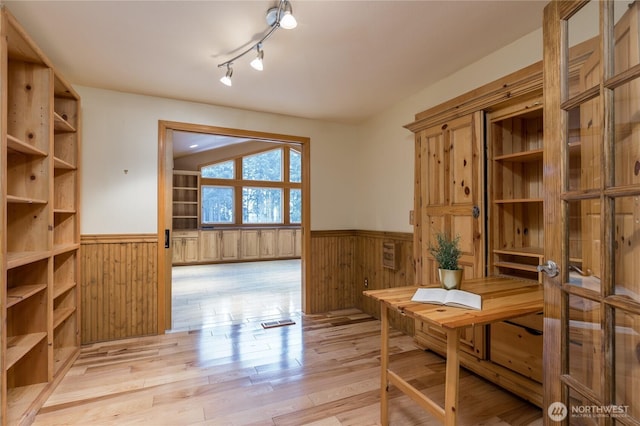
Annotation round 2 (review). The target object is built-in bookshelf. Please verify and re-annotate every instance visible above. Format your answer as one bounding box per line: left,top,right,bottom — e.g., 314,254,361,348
488,98,544,282
172,170,200,230
1,7,81,425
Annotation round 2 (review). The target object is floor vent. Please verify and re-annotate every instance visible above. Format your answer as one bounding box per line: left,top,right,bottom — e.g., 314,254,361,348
261,319,296,329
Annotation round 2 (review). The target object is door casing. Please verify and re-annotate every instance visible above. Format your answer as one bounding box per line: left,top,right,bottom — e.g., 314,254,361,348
156,120,311,332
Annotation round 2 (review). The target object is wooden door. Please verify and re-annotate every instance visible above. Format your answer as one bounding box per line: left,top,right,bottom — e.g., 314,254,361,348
415,112,485,286
543,1,640,422
414,112,485,357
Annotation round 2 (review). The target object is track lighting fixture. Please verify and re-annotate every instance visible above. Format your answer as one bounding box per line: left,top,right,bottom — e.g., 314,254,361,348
220,64,233,86
250,44,264,71
217,0,296,86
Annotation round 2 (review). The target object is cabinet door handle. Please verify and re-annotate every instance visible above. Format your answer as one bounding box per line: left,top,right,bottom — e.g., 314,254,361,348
537,260,559,277
472,205,480,219
165,229,170,248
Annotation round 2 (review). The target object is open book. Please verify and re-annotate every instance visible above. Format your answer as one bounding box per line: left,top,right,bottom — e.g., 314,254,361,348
411,288,481,310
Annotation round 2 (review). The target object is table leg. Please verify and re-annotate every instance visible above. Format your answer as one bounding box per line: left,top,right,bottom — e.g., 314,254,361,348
380,302,389,426
444,328,460,426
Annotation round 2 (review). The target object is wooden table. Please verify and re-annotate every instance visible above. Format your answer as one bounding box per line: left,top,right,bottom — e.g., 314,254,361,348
364,276,543,426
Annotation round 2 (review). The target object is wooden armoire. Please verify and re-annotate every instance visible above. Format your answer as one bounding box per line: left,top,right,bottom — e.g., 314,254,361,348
405,1,640,413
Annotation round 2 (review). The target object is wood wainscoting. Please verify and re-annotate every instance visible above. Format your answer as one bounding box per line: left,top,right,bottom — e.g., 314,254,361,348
81,234,158,344
310,230,414,335
80,230,413,343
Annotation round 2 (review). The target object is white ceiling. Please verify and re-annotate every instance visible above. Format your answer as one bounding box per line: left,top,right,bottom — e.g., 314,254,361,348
4,0,546,127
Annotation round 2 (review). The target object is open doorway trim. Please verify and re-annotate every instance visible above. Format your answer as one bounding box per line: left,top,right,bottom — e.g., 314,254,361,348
157,120,311,333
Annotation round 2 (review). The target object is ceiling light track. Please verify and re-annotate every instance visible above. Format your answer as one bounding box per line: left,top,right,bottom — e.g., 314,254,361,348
217,0,297,87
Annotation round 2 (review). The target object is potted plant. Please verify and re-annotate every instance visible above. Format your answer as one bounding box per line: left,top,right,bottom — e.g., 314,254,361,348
429,232,463,289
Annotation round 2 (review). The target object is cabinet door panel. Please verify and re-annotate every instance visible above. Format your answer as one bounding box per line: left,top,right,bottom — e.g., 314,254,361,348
259,230,277,258
240,230,260,259
417,112,484,286
172,238,184,263
199,231,221,262
221,230,240,260
277,229,295,257
183,238,199,263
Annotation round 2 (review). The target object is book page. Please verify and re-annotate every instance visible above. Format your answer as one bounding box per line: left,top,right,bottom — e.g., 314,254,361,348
411,288,448,304
445,289,481,310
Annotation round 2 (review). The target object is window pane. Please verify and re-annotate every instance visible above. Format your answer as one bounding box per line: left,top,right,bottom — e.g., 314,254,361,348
614,196,640,303
201,186,234,224
614,1,640,75
568,294,602,397
242,149,282,181
567,1,599,99
201,160,234,179
568,199,601,292
567,97,602,192
290,189,301,223
242,187,282,223
290,149,301,183
614,308,640,421
613,79,640,188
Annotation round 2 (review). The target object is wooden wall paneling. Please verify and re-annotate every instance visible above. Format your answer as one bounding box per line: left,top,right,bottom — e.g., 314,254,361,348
79,229,411,339
308,231,355,313
352,230,414,335
80,235,157,344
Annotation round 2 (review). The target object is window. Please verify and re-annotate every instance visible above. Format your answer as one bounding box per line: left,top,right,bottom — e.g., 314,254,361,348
242,187,282,223
201,186,234,224
290,149,301,183
242,149,282,181
201,160,234,179
200,146,301,226
290,189,301,223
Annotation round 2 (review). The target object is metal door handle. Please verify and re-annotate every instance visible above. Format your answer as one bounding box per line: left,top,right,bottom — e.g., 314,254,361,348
472,205,480,219
537,260,559,277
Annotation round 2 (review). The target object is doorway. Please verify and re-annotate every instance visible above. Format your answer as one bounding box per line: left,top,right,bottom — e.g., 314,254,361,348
157,121,311,333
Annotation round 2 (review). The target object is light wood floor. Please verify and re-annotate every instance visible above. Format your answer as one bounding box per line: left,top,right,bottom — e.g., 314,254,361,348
171,260,302,332
35,261,543,425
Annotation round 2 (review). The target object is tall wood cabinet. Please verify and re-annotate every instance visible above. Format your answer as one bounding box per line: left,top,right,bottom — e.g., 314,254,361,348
406,65,545,406
1,7,81,425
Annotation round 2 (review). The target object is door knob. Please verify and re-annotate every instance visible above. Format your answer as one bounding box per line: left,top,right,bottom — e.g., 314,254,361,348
537,260,559,277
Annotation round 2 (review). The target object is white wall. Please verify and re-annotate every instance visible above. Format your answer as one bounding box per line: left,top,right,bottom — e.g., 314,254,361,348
79,27,543,235
78,86,360,234
355,28,543,233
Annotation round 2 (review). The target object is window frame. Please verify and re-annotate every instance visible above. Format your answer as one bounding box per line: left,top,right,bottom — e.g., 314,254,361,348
199,146,302,228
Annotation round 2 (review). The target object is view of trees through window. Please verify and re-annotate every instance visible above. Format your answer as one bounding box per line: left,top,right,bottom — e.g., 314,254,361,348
200,146,301,225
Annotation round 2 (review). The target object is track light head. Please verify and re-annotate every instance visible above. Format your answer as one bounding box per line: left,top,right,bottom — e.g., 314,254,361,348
220,64,233,86
280,1,297,29
266,1,297,29
250,44,264,71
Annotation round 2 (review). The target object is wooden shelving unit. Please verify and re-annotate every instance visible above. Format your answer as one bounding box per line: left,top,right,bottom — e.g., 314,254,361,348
1,6,81,425
172,170,200,230
488,99,544,282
